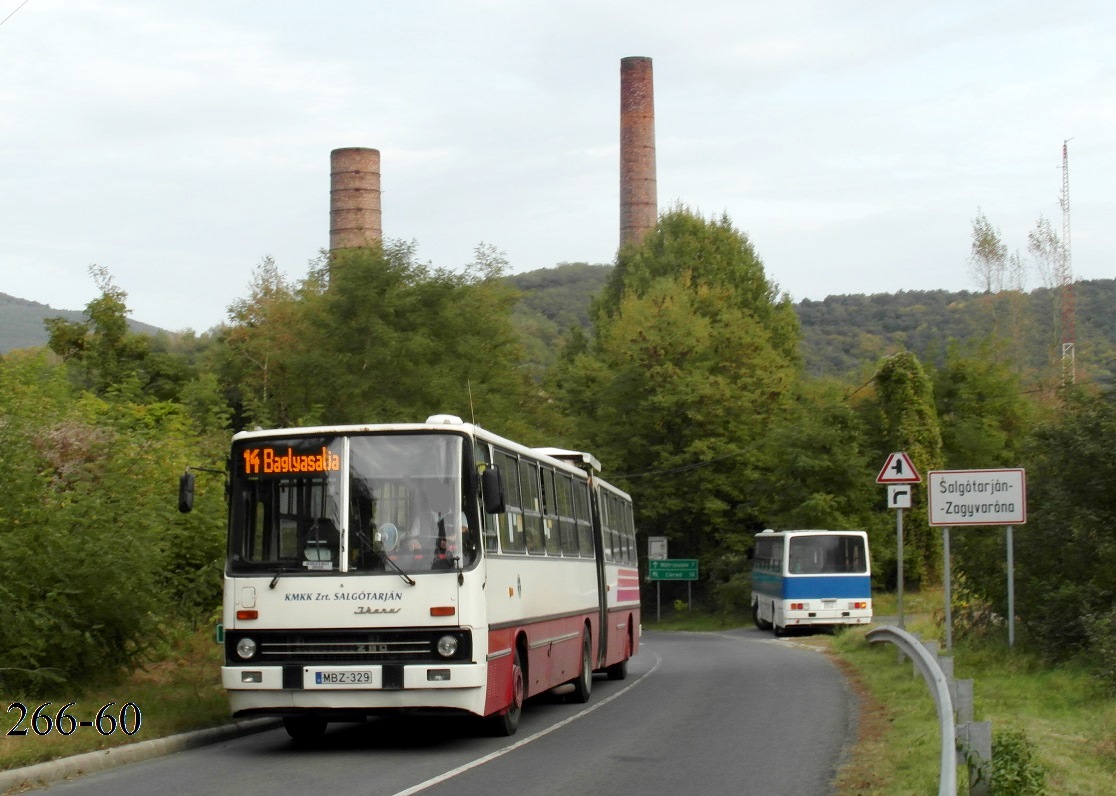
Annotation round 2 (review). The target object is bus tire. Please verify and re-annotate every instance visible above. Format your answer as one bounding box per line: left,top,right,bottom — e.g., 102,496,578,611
569,629,593,703
490,647,524,736
752,600,772,630
283,716,327,742
771,602,787,636
605,627,631,681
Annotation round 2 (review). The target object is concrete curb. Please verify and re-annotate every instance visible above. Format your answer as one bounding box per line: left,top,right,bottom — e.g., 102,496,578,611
0,718,281,795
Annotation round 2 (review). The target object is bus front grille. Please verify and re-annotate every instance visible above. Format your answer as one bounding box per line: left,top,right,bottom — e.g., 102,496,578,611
261,636,430,662
226,630,471,665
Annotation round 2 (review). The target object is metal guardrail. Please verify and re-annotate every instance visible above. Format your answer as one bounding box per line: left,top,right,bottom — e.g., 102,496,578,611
866,625,957,795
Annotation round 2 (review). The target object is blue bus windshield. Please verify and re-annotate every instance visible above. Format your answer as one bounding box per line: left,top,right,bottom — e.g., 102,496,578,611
787,534,867,575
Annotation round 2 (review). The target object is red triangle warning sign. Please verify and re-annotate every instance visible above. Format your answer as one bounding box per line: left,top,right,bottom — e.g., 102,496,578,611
876,452,921,484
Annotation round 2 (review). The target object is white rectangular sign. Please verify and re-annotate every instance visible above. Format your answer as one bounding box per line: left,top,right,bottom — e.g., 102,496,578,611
928,469,1026,526
887,484,912,509
648,536,668,561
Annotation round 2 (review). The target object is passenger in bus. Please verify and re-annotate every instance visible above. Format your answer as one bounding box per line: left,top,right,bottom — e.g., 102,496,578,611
431,535,454,570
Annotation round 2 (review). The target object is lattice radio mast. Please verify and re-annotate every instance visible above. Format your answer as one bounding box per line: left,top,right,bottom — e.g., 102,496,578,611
1059,140,1076,385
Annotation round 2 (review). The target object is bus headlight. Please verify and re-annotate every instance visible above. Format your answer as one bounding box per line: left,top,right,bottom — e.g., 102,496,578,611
436,635,459,658
236,637,258,660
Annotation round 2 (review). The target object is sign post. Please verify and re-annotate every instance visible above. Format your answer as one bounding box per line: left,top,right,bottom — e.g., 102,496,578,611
928,469,1027,650
648,559,699,618
877,452,921,629
648,537,667,622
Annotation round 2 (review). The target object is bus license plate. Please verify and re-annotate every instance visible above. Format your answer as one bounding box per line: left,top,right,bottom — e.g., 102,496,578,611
310,669,375,687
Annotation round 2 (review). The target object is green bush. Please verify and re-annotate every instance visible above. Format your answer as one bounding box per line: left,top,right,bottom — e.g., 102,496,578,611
947,569,1003,640
991,727,1047,795
709,572,752,619
1085,607,1116,694
0,352,225,694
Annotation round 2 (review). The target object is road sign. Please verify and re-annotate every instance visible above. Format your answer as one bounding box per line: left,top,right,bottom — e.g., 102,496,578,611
927,469,1026,526
887,484,912,509
876,451,921,484
648,559,698,581
648,536,668,561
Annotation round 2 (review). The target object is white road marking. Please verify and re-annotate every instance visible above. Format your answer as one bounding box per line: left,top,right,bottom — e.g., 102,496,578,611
391,650,663,796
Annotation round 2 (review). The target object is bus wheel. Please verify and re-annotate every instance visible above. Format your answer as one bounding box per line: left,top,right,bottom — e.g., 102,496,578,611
283,716,327,742
605,628,630,681
752,600,772,630
570,629,593,703
490,648,524,736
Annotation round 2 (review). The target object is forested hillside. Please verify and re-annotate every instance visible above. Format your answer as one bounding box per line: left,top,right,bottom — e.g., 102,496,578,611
504,267,1116,388
795,279,1116,386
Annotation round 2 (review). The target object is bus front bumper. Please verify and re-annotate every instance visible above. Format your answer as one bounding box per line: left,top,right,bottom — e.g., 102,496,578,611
223,662,488,716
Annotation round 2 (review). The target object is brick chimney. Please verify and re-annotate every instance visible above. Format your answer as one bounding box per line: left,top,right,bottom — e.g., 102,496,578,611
619,57,657,249
330,147,382,251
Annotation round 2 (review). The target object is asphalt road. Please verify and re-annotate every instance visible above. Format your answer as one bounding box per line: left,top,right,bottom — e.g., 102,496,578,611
36,628,856,796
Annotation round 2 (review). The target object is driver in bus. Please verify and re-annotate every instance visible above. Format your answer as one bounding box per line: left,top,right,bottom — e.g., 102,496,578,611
431,512,466,570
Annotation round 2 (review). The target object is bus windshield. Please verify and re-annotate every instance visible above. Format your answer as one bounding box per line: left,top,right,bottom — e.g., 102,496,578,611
228,433,473,575
787,534,867,575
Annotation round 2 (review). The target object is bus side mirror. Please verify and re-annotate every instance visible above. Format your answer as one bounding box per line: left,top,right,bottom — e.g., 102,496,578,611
178,470,195,513
482,465,505,514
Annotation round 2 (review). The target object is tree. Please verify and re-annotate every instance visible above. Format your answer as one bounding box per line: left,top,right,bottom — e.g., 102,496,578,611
1013,387,1116,660
596,206,799,362
44,265,153,400
215,243,551,437
218,256,308,428
1028,215,1066,377
761,379,881,532
969,209,1008,295
1027,215,1062,291
551,207,800,589
868,350,945,585
932,343,1034,470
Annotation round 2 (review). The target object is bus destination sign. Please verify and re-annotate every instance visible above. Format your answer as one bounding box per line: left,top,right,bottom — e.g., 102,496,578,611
241,447,341,475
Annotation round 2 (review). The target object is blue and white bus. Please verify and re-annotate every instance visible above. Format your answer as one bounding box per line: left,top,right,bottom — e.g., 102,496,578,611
751,529,872,635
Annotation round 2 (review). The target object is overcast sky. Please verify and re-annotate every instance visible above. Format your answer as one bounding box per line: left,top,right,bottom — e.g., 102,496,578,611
2,0,1113,332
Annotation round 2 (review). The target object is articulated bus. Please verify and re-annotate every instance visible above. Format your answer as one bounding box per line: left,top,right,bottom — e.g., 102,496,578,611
179,414,639,739
751,529,872,635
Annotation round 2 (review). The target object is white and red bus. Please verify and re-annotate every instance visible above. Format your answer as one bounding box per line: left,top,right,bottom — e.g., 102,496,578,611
181,414,640,739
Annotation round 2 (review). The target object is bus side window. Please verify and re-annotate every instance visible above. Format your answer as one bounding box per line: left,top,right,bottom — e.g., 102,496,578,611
541,468,561,556
496,451,525,554
520,459,545,555
600,494,614,563
623,502,635,564
574,481,593,557
556,473,578,556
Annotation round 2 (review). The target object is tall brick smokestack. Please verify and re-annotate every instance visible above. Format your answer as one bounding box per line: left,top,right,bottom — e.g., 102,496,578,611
330,147,382,251
619,56,657,250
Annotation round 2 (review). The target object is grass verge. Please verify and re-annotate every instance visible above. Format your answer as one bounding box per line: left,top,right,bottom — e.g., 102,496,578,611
0,623,231,772
828,604,1116,795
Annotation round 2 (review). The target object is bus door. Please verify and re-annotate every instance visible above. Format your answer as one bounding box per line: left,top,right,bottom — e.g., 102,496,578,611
589,478,609,669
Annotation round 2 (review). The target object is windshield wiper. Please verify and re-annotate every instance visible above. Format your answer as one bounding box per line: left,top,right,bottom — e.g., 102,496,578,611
371,548,416,586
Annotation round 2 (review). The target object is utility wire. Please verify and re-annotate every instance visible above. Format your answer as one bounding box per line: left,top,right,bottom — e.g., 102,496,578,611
0,0,31,29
